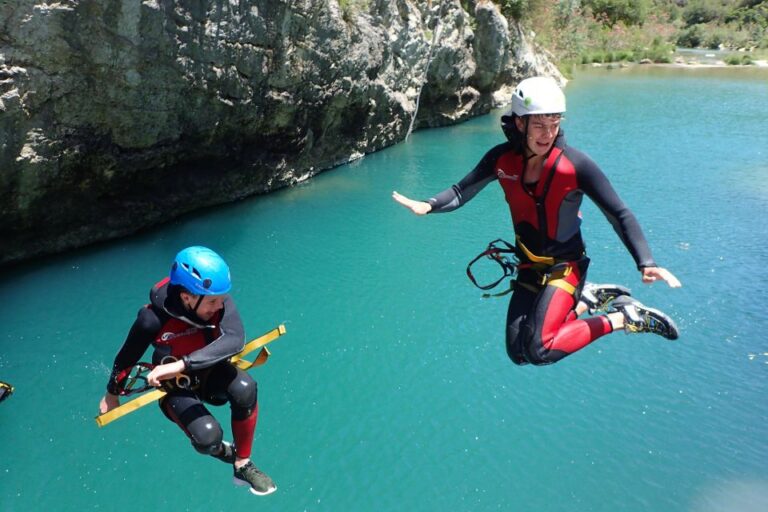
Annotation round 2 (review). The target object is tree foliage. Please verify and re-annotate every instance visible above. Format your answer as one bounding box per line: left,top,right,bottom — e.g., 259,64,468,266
582,0,651,26
681,0,724,26
504,0,768,64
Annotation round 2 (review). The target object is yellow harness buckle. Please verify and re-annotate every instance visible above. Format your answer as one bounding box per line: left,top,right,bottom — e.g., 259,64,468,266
547,278,576,295
539,264,572,286
516,237,556,266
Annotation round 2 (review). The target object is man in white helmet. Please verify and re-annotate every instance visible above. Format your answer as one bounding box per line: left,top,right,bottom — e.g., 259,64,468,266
392,76,681,365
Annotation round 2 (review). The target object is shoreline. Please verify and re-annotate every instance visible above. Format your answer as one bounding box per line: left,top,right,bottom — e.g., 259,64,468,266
588,59,768,69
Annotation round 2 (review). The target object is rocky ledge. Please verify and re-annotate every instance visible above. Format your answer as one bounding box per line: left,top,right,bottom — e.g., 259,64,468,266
0,0,562,266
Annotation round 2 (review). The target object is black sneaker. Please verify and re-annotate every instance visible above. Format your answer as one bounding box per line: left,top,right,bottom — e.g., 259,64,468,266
581,282,632,314
211,440,236,464
233,461,277,496
611,296,679,340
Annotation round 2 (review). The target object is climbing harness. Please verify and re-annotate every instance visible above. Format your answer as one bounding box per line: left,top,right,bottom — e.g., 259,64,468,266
466,239,520,297
95,324,286,428
467,238,586,299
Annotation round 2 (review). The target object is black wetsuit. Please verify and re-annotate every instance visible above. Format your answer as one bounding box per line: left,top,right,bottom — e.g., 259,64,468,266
427,133,656,364
106,278,259,457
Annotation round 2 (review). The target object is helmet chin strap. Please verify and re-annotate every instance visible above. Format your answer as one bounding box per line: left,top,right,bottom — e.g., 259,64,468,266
182,293,204,316
192,295,204,314
522,117,536,164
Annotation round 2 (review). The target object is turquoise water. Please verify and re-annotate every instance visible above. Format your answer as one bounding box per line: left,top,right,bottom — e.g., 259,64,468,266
1,66,767,511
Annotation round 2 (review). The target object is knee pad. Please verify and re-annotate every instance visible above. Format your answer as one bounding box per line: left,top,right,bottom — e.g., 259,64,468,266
230,375,257,410
189,419,223,455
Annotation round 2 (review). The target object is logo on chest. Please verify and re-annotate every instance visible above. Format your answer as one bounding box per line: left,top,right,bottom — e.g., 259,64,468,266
160,328,199,342
496,168,519,181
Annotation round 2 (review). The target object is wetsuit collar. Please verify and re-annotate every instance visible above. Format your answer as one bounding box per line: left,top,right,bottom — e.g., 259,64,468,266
151,281,216,329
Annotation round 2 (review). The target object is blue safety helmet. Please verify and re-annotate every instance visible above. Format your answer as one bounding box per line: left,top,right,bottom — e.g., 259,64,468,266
169,246,231,295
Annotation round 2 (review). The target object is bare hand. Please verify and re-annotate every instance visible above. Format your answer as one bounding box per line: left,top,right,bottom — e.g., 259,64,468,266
392,191,432,215
99,393,120,414
642,266,682,288
147,359,186,387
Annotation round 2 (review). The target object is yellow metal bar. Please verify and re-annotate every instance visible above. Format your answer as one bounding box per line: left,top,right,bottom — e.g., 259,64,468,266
95,389,166,427
95,324,286,428
232,347,271,371
233,325,285,362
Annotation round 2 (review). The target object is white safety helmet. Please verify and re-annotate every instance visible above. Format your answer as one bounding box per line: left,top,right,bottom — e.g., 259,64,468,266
508,76,566,117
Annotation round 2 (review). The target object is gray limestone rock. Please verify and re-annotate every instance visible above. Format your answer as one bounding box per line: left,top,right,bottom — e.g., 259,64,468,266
0,0,562,265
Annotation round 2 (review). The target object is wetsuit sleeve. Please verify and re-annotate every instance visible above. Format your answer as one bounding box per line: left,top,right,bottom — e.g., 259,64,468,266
426,144,506,213
182,296,246,371
571,148,657,269
105,307,162,394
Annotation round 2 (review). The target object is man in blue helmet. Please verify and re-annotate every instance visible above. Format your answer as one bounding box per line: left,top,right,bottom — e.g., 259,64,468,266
98,246,276,496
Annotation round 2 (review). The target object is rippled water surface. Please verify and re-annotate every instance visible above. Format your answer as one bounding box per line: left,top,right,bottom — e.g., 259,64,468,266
1,66,767,511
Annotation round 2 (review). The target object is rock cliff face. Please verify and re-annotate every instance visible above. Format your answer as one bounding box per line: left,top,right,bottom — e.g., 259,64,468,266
0,0,562,266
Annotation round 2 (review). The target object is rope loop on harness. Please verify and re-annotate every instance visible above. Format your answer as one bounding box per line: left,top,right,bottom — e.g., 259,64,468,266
466,239,520,295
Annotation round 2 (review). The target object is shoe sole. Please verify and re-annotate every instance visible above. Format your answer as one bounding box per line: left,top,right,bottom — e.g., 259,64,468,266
613,297,679,341
584,284,631,313
642,305,680,341
233,476,277,496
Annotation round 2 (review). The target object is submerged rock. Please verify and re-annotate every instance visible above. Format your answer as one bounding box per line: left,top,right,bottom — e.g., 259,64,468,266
0,0,562,265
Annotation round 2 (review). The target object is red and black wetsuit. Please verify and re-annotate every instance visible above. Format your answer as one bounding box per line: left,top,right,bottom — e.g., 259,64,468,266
427,133,656,365
106,279,259,457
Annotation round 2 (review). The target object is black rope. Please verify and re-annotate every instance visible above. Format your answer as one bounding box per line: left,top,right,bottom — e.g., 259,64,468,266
466,239,519,292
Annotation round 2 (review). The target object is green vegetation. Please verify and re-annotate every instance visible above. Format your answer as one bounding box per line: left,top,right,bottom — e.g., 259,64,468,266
339,0,370,21
725,53,754,64
504,0,768,67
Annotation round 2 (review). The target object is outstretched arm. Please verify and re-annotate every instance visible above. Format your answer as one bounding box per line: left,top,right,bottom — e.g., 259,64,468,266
574,148,682,288
392,143,508,215
392,191,432,215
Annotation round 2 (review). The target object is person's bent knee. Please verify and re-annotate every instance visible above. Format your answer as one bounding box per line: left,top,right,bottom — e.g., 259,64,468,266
507,323,534,366
190,420,224,455
525,355,553,366
524,344,563,366
229,374,257,410
506,348,529,366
